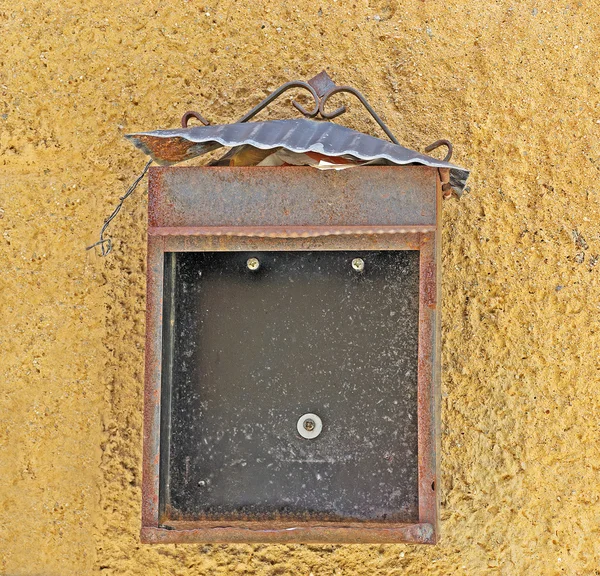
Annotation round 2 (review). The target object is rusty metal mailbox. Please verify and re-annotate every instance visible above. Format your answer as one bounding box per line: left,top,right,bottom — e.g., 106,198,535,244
132,72,469,544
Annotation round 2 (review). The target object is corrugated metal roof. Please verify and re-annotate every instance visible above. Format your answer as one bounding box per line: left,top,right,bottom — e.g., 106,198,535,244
126,119,469,195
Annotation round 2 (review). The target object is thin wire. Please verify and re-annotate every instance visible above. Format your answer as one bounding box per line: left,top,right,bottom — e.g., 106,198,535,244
87,160,153,256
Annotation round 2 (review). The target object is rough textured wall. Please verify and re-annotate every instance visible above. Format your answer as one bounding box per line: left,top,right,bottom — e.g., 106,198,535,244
1,0,599,574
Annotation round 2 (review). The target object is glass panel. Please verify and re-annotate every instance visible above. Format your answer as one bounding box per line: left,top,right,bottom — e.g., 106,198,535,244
161,250,420,522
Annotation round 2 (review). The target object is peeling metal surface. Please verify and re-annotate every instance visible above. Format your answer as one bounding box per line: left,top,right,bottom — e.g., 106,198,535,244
147,166,437,230
127,119,470,195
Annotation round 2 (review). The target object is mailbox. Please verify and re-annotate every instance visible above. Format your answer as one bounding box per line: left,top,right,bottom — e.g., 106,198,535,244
129,72,469,544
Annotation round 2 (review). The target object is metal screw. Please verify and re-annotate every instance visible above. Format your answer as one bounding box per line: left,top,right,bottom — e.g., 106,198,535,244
247,257,260,271
297,413,323,439
303,419,316,432
352,258,365,272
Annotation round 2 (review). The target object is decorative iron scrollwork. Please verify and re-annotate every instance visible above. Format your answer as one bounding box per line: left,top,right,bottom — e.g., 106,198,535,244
180,70,400,145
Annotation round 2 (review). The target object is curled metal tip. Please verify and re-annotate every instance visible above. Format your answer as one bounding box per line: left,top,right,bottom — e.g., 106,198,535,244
425,139,453,162
181,110,211,128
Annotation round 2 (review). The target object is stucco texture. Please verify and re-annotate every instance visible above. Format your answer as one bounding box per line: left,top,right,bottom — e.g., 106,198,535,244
1,0,599,574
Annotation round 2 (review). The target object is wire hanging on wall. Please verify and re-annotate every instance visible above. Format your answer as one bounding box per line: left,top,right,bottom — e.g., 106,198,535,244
87,160,152,256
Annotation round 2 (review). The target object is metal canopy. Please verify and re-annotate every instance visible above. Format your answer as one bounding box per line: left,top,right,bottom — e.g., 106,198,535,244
126,118,470,195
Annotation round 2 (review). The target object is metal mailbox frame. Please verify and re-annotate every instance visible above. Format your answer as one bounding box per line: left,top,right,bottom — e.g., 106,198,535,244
141,165,444,544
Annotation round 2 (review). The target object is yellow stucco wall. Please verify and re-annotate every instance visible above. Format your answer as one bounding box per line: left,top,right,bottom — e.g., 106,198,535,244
1,1,599,574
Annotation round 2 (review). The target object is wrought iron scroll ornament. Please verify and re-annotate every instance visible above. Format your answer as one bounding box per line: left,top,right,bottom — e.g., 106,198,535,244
88,70,457,255
181,70,453,163
181,70,405,146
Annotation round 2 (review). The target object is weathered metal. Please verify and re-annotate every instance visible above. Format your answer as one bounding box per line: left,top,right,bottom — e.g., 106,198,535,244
141,165,443,544
127,119,469,195
141,521,435,544
237,80,319,123
166,250,420,522
148,166,436,229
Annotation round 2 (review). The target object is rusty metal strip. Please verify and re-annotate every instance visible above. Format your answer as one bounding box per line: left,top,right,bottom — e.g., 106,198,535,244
142,234,165,527
161,233,424,253
148,225,436,238
141,522,435,545
417,232,438,540
425,139,453,162
414,172,443,540
148,165,438,229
